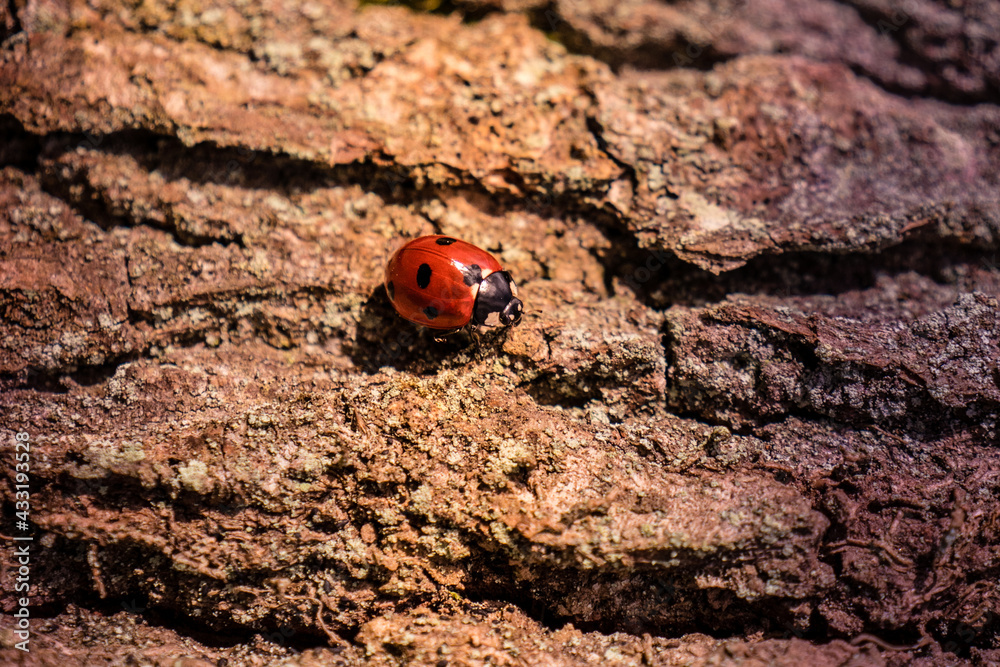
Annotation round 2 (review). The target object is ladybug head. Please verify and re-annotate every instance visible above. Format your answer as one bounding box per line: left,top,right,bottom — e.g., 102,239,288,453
473,271,523,328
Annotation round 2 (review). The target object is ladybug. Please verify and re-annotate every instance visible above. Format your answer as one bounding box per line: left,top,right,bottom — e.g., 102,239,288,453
384,235,523,332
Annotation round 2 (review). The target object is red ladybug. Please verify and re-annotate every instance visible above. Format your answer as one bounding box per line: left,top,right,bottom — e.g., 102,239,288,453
384,235,523,331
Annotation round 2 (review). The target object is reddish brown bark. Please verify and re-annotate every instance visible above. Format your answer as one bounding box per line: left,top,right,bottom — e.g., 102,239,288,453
1,1,998,665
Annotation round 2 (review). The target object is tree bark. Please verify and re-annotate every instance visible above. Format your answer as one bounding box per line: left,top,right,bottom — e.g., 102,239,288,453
2,0,998,664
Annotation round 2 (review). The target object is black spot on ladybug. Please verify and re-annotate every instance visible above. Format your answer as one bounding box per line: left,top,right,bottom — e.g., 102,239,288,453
461,263,483,287
423,305,439,319
386,281,395,300
416,263,432,289
435,237,458,246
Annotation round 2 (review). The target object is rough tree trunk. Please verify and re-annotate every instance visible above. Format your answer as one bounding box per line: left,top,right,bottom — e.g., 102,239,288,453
1,0,999,665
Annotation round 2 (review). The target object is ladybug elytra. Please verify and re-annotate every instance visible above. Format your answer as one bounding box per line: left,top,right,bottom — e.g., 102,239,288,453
384,235,523,332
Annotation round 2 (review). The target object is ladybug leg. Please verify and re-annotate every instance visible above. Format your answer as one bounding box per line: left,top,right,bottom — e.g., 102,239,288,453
430,327,463,343
469,327,483,348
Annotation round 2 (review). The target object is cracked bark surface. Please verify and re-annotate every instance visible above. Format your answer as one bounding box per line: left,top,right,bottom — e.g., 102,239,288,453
1,0,998,665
